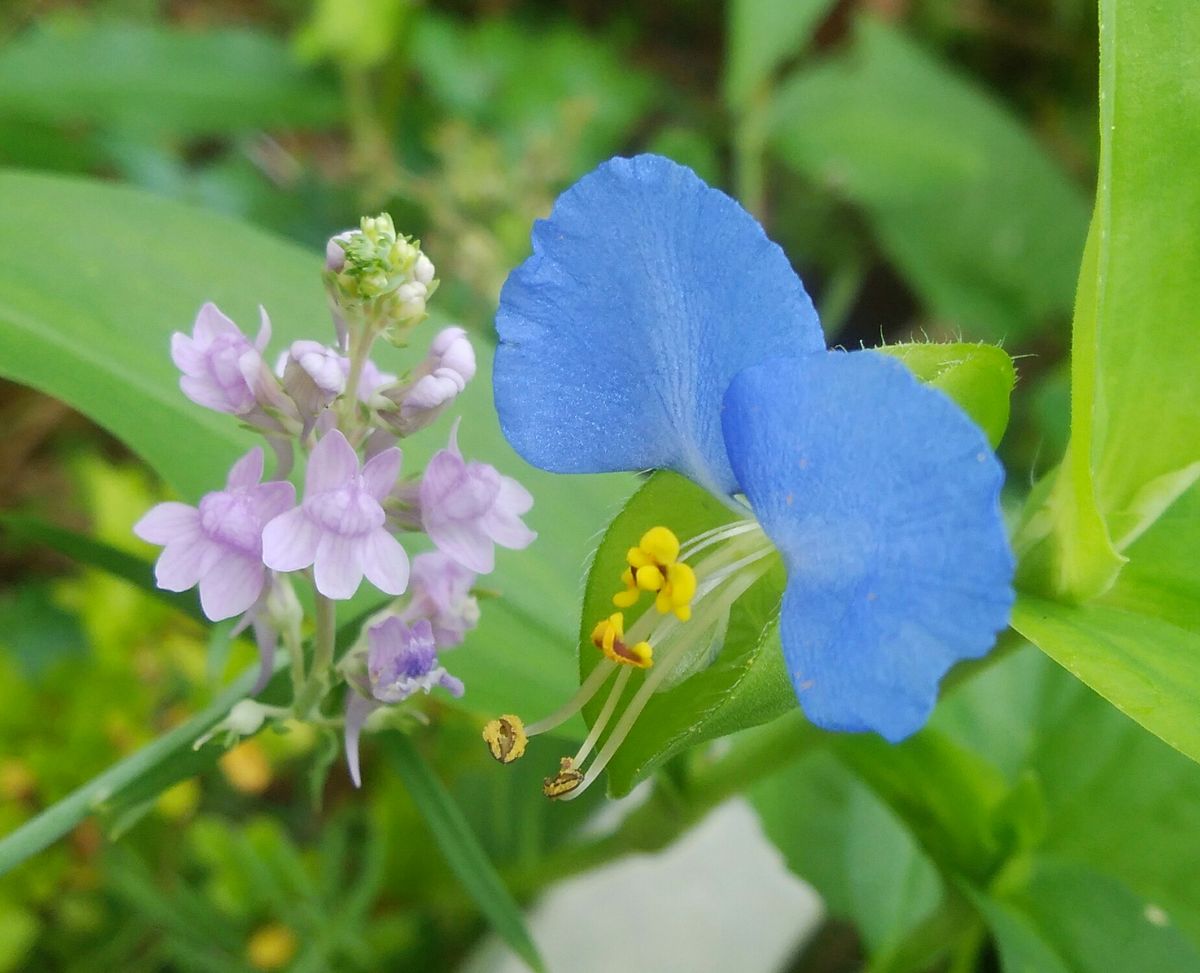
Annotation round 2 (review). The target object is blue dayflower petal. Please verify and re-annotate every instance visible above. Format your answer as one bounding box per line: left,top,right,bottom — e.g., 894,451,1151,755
722,351,1015,741
495,154,824,496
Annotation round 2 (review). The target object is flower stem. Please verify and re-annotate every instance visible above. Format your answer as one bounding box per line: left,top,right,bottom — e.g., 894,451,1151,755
295,589,337,718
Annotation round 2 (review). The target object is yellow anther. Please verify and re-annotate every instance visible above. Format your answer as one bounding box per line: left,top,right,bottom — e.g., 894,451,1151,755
482,715,528,764
639,526,680,564
543,757,584,798
613,587,640,608
590,612,654,668
635,564,665,591
614,525,690,610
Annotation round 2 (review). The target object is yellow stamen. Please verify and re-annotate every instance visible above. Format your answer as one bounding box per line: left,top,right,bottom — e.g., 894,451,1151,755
591,612,654,668
482,715,528,763
543,757,584,798
611,525,697,618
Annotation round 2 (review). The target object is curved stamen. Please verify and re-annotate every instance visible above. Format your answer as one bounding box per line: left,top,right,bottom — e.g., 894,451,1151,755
524,659,617,737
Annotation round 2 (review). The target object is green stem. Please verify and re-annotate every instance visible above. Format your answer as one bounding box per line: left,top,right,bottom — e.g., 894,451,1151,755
295,589,337,718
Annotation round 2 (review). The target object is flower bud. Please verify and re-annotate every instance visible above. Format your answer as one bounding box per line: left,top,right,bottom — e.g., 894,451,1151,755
279,340,345,428
322,213,439,338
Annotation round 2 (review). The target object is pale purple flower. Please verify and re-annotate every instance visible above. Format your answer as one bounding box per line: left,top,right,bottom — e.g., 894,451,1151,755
171,303,273,415
134,448,295,621
344,617,463,786
262,430,409,599
419,422,536,574
400,551,480,648
279,340,345,426
381,326,476,435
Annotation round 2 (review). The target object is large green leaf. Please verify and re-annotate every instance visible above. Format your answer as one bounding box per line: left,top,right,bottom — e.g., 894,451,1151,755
938,643,1200,949
977,859,1200,972
1011,595,1200,768
0,19,339,135
1020,1,1200,600
0,169,632,723
769,18,1088,342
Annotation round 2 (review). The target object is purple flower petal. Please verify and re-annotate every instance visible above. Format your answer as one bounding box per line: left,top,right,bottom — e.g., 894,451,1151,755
481,477,538,551
156,535,220,592
226,447,265,491
314,532,365,599
426,518,494,574
251,481,298,525
360,528,410,595
194,301,239,341
170,333,206,375
134,502,200,545
344,692,378,788
361,447,403,503
262,507,321,572
180,375,240,413
306,430,359,495
198,552,265,621
253,306,272,352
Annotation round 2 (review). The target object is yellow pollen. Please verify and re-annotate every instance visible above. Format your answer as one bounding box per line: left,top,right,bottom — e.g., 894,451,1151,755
590,612,654,668
611,525,695,618
543,756,584,798
482,714,528,763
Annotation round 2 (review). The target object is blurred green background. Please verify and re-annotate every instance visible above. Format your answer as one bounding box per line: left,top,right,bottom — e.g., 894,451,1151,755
0,1,1110,970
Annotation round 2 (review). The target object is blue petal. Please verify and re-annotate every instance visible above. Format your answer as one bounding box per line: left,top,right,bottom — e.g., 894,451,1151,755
722,351,1015,741
495,154,824,496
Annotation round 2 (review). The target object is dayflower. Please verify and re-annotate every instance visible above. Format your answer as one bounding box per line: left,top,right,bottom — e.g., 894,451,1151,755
418,422,536,574
262,429,409,599
134,447,294,620
489,154,1014,796
344,616,464,786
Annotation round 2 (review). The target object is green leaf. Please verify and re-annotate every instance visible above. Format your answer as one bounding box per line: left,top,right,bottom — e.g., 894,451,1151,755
574,472,790,797
752,753,942,957
829,730,1011,884
769,18,1089,341
1010,593,1200,769
1021,1,1200,600
976,859,1200,972
0,168,632,724
386,734,545,973
0,18,339,136
876,341,1016,447
724,0,832,109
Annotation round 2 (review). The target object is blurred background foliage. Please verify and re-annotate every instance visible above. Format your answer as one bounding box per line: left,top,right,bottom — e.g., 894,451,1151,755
6,1,1183,971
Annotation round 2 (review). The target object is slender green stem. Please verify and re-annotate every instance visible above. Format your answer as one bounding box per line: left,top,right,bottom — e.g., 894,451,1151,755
295,589,337,717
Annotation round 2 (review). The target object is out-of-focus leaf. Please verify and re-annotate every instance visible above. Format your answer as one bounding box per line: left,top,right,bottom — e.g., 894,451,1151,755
976,859,1200,972
0,19,339,135
770,19,1089,341
752,753,942,956
939,643,1200,948
294,0,412,69
387,735,545,973
410,13,654,170
724,0,833,108
575,472,790,797
1019,1,1200,600
0,514,202,623
876,341,1016,447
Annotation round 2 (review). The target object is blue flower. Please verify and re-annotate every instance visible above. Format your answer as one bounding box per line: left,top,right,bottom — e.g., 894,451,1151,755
493,155,1013,773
